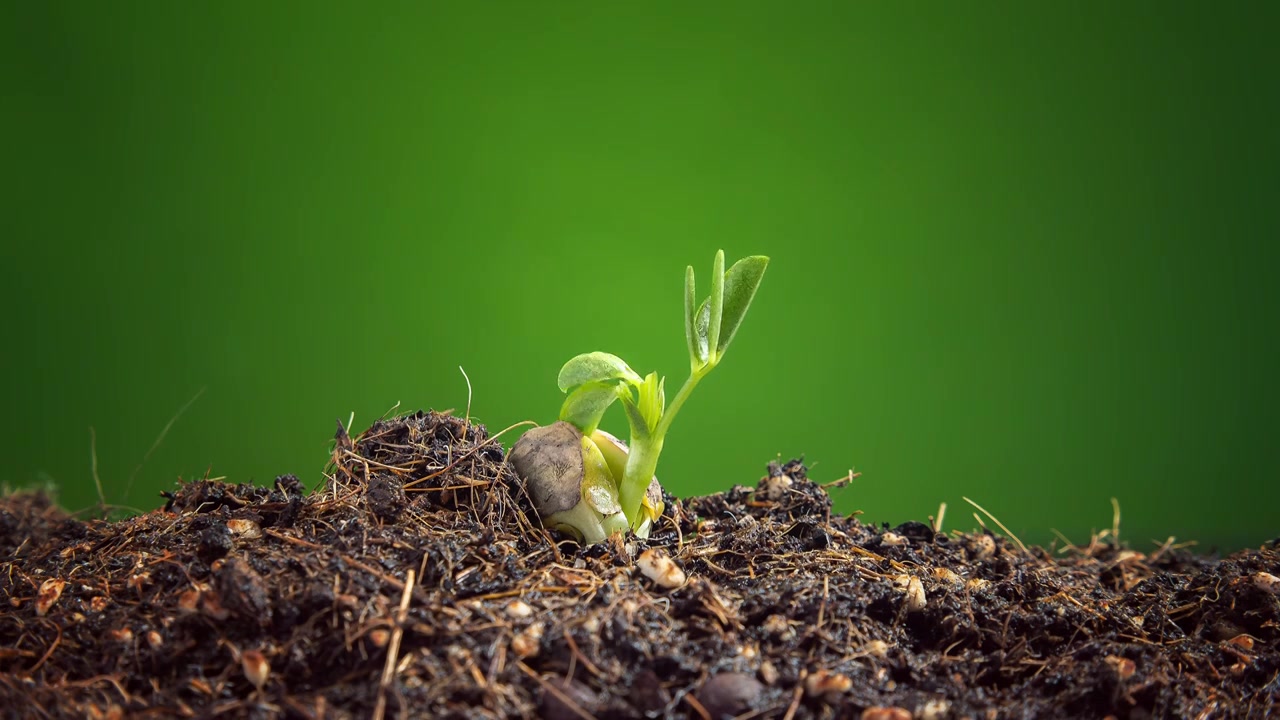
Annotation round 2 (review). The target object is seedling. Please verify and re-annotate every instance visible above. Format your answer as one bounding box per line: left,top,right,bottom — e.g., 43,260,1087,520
509,250,769,544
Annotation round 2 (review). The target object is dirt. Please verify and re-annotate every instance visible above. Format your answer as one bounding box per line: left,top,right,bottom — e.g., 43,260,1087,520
1,410,1277,719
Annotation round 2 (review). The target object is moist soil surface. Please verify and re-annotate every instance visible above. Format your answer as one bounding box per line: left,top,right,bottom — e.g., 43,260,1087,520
1,411,1277,719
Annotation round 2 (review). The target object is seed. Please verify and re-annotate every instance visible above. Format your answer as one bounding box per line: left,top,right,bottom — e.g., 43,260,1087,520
241,649,270,690
367,628,390,648
881,531,907,546
758,473,793,501
505,599,534,619
226,518,262,539
762,614,791,637
864,640,890,658
1252,572,1279,595
1227,634,1254,651
146,631,163,650
932,567,963,585
918,698,951,720
512,622,544,658
893,575,927,612
36,578,66,616
971,534,996,560
759,661,779,685
1104,655,1135,680
108,628,133,643
804,669,852,702
636,548,686,589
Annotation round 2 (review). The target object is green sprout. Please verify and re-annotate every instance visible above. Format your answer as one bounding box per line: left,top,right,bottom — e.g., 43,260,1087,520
509,250,769,544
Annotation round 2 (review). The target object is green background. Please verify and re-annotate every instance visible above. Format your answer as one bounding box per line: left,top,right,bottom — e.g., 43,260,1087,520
4,2,1277,552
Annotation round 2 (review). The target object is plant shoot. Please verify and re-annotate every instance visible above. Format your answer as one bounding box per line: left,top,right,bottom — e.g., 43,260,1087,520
509,250,769,544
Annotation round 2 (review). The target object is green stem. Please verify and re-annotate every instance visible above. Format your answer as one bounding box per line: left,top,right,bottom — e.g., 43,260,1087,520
618,434,664,526
618,363,712,524
656,364,710,439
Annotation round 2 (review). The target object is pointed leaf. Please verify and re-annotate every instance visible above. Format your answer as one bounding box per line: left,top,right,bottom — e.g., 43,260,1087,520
707,250,725,362
557,352,642,393
694,297,711,365
716,255,769,357
638,372,665,433
683,265,698,366
559,381,624,434
657,375,666,419
619,393,651,442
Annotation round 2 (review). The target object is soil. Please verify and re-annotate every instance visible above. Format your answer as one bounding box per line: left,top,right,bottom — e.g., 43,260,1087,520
1,410,1276,719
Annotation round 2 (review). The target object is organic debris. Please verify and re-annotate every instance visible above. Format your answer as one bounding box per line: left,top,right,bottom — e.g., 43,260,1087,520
0,411,1277,718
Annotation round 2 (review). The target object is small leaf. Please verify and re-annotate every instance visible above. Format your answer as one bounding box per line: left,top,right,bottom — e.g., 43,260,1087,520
557,352,642,393
694,297,711,365
716,255,769,357
559,381,624,434
638,372,664,433
707,250,726,362
683,265,698,367
619,392,651,441
656,375,666,420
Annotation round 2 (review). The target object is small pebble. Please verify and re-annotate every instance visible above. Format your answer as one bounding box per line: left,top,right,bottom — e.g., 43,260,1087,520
539,677,599,720
697,672,762,717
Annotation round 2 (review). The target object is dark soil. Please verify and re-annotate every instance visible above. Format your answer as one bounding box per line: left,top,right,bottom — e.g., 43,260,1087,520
1,411,1276,719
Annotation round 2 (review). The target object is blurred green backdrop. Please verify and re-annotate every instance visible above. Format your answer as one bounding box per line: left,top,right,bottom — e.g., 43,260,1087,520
3,2,1277,552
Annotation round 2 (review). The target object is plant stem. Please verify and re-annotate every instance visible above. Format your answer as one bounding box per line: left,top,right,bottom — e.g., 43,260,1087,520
619,363,712,524
619,433,664,526
656,364,710,439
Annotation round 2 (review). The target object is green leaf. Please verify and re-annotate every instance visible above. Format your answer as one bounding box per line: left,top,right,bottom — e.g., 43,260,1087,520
707,250,725,362
557,352,642,393
559,381,625,434
618,392,652,441
716,255,769,357
694,297,711,366
637,372,664,433
683,265,698,366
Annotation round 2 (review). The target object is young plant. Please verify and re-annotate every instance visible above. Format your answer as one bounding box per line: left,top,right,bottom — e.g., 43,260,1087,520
509,250,769,544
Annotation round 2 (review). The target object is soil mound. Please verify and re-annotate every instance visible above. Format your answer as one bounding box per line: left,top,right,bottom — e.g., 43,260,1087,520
1,411,1276,718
